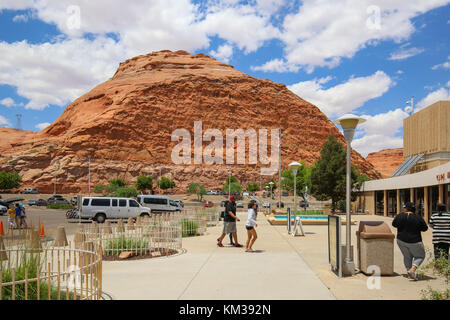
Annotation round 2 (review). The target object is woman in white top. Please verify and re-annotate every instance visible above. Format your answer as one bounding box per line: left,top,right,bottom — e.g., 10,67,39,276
245,201,258,252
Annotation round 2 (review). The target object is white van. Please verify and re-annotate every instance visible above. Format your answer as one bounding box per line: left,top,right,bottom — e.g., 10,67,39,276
80,197,151,223
137,195,182,213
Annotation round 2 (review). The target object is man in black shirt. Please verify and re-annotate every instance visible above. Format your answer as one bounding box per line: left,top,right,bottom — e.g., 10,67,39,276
217,196,243,247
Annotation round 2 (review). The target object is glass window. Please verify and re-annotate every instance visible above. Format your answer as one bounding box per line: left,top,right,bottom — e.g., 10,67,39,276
91,198,111,206
375,191,384,216
82,198,90,206
169,200,178,207
119,199,127,207
129,200,139,207
112,199,118,207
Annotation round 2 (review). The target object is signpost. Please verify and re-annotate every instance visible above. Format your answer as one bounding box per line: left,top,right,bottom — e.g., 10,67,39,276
328,215,342,277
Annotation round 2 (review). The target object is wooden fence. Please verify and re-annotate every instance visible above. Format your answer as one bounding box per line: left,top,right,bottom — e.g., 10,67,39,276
0,241,102,300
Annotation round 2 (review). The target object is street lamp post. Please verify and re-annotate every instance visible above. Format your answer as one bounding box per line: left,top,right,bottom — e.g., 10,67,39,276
269,181,274,200
333,114,366,276
289,161,302,234
88,155,91,196
228,166,232,200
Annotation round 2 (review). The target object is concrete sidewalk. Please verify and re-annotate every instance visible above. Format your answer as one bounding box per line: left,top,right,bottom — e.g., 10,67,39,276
102,212,335,300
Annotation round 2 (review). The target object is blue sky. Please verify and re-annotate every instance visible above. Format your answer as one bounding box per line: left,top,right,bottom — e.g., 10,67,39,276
0,0,449,156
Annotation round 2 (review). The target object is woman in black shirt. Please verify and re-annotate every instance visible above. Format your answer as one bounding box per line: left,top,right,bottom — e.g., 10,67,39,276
392,202,428,280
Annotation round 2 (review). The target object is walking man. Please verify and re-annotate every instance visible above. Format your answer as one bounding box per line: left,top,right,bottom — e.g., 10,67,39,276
217,196,243,247
429,203,450,260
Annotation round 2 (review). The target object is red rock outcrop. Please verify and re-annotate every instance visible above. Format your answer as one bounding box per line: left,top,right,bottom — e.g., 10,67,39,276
366,148,404,178
0,50,381,193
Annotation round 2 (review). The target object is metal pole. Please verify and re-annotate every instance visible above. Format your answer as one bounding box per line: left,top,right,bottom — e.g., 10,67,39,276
54,163,57,195
228,168,231,200
293,169,297,231
88,155,91,196
344,137,355,275
278,129,282,207
159,167,161,195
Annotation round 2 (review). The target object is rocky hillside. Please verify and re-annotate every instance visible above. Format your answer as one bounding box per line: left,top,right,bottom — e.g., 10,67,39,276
0,50,381,193
366,148,404,178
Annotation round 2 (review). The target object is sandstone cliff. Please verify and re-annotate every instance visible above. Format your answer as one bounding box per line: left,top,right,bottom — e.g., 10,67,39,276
366,148,404,178
0,50,381,193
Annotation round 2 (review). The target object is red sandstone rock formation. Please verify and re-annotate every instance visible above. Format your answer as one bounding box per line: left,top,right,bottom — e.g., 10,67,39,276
366,148,404,178
0,50,381,193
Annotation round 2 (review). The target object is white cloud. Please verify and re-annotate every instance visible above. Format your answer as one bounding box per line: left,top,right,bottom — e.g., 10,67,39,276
446,80,450,87
0,115,11,127
35,122,51,130
416,87,450,111
253,0,448,72
431,61,450,70
0,97,16,107
288,71,393,117
0,38,127,110
388,47,424,60
251,58,299,73
12,14,29,23
396,70,404,74
209,44,233,63
353,134,403,158
351,108,407,156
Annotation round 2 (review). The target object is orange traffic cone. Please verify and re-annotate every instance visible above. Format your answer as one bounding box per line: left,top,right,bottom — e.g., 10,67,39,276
0,221,4,236
39,222,45,237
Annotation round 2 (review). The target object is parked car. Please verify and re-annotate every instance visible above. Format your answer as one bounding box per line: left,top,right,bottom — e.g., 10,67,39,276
28,199,48,206
299,200,309,208
236,202,244,208
262,202,271,208
79,197,151,223
204,201,214,207
276,202,285,208
282,192,289,196
21,188,38,194
47,195,65,204
174,200,184,208
242,192,249,197
137,195,182,213
0,205,7,215
52,199,71,205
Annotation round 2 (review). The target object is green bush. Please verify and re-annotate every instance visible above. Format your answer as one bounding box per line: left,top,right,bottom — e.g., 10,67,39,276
295,210,324,215
181,218,199,237
113,186,138,198
420,248,450,300
0,170,21,190
1,252,73,300
46,203,74,210
104,236,149,256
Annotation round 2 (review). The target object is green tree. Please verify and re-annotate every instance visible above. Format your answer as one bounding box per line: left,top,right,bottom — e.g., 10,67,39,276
136,176,153,193
281,161,310,195
223,176,242,194
109,179,127,188
246,182,260,192
158,176,175,190
310,135,360,213
113,186,138,198
0,171,21,190
187,183,206,201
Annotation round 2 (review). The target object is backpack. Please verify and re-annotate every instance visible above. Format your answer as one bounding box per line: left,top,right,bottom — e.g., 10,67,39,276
220,200,230,219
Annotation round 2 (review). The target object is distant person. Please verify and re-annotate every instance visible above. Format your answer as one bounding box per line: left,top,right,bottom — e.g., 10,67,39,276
217,196,243,247
392,202,428,280
217,200,235,245
14,203,22,229
19,203,27,229
8,206,16,229
245,201,258,252
429,203,450,260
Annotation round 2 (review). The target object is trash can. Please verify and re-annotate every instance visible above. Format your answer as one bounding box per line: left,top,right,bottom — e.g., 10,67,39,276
356,221,395,276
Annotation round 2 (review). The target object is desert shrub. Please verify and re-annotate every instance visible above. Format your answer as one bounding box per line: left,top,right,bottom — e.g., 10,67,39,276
104,236,149,256
295,210,324,215
113,186,138,198
46,203,74,210
420,248,450,300
181,218,199,237
1,252,73,300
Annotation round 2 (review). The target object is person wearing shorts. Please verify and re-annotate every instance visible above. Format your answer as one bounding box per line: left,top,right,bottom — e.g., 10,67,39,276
245,201,258,252
217,196,243,247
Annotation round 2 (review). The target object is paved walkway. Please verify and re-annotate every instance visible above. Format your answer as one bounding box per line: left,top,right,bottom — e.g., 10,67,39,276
102,212,335,300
